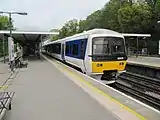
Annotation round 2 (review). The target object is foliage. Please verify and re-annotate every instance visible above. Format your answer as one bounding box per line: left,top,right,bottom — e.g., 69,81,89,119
118,3,152,33
78,20,86,33
100,0,121,31
85,10,102,30
51,0,160,40
0,16,10,30
0,15,14,57
154,0,160,20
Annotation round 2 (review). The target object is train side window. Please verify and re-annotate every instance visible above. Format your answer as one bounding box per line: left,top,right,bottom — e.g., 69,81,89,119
56,45,59,54
72,43,78,56
52,44,54,53
58,43,61,54
52,44,55,53
65,44,69,55
81,40,85,59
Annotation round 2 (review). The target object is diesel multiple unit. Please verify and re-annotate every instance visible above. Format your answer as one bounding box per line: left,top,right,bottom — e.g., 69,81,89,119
43,29,127,84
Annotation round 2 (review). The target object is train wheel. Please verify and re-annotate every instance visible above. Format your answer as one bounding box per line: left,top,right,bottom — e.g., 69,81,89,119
82,70,86,74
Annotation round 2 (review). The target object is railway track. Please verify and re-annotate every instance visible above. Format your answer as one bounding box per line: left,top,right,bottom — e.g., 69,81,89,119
111,72,160,110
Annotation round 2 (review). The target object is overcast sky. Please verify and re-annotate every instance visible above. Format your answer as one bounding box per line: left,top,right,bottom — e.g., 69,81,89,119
0,0,108,31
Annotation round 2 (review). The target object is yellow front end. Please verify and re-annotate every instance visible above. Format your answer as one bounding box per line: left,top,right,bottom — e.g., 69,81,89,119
92,61,126,74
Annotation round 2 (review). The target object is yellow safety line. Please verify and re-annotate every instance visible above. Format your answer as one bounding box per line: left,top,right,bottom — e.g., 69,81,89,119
44,55,147,120
0,85,8,88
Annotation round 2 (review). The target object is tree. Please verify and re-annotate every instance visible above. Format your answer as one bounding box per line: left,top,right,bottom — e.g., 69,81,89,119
50,0,157,39
154,0,160,20
0,16,12,30
50,29,60,40
85,10,102,30
118,3,152,33
145,0,157,8
58,19,79,39
100,0,121,31
50,29,59,32
0,15,14,57
78,20,87,33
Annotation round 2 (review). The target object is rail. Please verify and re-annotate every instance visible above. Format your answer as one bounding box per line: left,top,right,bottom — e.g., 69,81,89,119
111,72,160,110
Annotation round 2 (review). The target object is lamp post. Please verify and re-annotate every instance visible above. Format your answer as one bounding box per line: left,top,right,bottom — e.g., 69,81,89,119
0,11,27,72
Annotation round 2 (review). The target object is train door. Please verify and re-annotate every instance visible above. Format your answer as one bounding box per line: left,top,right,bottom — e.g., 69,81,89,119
81,39,88,73
84,37,92,75
61,43,65,61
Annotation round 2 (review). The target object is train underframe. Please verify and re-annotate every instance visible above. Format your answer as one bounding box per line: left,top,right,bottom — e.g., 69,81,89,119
43,52,126,85
91,70,124,84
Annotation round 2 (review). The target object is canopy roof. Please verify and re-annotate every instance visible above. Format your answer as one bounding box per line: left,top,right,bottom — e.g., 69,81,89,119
0,30,59,45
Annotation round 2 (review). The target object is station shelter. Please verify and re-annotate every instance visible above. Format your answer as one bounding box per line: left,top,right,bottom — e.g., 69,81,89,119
0,31,58,62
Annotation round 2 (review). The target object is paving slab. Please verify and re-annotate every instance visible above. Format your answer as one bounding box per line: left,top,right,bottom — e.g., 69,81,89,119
0,63,10,85
4,58,119,120
45,56,160,120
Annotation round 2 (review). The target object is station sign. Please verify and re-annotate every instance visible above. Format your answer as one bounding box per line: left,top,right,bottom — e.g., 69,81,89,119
8,37,14,61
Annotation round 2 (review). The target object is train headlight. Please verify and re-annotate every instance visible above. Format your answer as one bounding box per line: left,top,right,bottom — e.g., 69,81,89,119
97,63,103,67
119,62,124,65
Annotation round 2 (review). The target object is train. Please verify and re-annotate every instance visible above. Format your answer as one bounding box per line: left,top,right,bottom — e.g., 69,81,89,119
43,29,127,84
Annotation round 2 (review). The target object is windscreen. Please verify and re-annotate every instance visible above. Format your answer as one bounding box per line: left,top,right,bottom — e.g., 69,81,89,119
92,37,125,56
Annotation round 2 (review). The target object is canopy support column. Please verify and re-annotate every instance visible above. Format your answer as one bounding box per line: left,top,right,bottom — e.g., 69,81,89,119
2,34,5,63
136,36,139,58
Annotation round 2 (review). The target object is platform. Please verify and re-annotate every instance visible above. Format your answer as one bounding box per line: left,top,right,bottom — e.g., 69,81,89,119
127,56,160,69
0,62,11,86
1,55,159,120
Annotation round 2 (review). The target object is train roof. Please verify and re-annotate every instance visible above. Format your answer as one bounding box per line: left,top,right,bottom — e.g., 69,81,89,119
43,29,123,46
60,29,123,40
83,29,122,35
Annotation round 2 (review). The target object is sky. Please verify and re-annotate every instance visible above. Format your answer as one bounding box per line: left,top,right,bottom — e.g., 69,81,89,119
0,0,108,31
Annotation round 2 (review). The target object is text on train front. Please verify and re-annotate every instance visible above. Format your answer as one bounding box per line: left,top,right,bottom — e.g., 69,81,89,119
91,37,127,74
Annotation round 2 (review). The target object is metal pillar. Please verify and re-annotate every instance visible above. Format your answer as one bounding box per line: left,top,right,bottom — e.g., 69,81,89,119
9,13,14,72
136,37,139,57
2,34,5,63
40,35,43,61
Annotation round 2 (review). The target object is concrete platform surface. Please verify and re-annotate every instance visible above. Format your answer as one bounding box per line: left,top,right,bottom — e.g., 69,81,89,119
4,58,119,120
0,63,11,86
127,56,160,68
44,55,160,120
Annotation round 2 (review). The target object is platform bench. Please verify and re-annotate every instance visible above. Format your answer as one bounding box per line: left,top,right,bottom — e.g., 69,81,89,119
0,92,15,120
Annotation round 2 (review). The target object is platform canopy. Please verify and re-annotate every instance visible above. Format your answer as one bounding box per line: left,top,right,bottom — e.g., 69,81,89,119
0,30,59,45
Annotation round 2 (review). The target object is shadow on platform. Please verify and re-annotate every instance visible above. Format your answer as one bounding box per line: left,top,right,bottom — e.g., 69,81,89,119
23,55,45,62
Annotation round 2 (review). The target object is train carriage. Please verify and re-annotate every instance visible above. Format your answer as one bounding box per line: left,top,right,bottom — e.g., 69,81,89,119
43,29,127,84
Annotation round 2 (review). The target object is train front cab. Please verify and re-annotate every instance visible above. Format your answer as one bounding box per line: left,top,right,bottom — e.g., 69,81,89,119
88,35,127,82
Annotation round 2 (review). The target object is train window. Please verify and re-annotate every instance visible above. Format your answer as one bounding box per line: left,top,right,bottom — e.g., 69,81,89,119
109,38,125,55
51,44,54,53
51,43,61,54
72,44,78,56
56,45,59,53
81,40,85,59
65,44,69,55
92,37,125,56
92,38,110,55
52,44,55,53
57,43,61,54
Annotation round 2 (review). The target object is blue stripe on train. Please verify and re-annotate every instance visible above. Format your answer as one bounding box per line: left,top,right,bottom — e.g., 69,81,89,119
65,38,88,60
